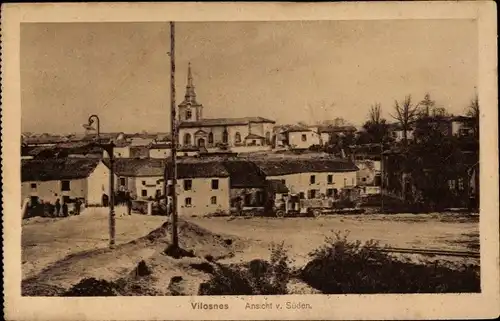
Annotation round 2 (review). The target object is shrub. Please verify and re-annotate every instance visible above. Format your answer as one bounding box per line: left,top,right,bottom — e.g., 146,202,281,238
198,242,293,295
63,277,120,296
301,231,480,293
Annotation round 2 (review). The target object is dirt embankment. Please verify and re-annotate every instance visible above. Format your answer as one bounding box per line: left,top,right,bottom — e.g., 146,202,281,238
22,219,244,296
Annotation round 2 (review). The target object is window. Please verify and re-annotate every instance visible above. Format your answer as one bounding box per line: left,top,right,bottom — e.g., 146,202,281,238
362,177,367,182
244,193,252,206
30,183,37,189
208,132,214,144
299,192,305,199
120,178,126,186
211,179,219,190
156,179,163,185
210,196,217,205
141,190,147,197
186,110,192,120
185,197,192,206
184,179,192,191
308,189,317,199
142,180,146,186
458,178,464,191
310,175,316,184
327,175,333,184
301,134,307,142
222,129,229,143
265,132,271,144
344,178,347,187
184,133,192,146
63,196,70,203
326,188,334,197
61,180,70,191
448,180,456,190
235,132,241,143
256,191,264,205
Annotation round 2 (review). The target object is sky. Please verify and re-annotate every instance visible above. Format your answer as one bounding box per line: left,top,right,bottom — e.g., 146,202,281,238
21,20,478,134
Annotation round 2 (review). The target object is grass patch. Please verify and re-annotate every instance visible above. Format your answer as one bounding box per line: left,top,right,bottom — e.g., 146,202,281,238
198,241,293,295
301,231,480,293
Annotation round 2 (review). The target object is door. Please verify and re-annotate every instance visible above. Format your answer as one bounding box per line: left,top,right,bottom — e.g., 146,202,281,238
198,138,205,147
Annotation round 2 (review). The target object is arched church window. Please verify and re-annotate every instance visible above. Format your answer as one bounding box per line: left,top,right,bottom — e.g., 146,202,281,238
222,129,228,144
235,132,241,143
184,133,192,146
265,132,271,144
208,132,214,144
186,110,192,120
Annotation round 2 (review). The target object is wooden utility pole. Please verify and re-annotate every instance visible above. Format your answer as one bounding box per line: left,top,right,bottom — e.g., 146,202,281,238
170,21,179,248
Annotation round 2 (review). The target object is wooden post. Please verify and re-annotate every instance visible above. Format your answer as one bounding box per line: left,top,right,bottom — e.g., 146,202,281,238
170,21,179,248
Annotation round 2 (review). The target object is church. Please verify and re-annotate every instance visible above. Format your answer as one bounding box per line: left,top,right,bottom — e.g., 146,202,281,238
177,63,276,154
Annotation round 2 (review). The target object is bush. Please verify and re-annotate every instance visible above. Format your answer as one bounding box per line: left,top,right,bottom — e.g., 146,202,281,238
63,277,120,296
301,231,480,293
198,242,292,295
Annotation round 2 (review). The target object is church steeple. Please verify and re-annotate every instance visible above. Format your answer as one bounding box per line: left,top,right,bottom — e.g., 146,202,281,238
182,62,198,106
178,62,203,122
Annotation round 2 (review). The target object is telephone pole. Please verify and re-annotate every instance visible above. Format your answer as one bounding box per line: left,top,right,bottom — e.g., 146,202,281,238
169,21,179,249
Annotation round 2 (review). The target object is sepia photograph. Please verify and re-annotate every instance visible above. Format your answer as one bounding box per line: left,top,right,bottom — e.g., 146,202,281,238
2,2,498,320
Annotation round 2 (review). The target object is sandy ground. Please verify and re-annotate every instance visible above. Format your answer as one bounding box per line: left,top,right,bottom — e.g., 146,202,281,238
187,213,479,267
22,207,166,280
22,209,478,293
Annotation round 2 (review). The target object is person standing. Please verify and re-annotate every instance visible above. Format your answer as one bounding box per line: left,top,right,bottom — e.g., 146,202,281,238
75,199,82,215
55,198,61,217
126,192,132,215
62,201,68,217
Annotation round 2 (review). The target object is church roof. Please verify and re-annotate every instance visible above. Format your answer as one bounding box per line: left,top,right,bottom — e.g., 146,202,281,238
179,117,275,128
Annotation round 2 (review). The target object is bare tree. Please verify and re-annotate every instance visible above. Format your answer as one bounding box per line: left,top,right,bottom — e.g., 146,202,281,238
391,95,420,146
369,103,382,124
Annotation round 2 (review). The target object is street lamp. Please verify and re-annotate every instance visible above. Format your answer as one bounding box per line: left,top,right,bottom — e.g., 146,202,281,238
83,114,116,249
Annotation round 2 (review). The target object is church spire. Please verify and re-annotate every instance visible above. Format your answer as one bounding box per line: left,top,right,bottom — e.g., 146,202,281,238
182,62,198,105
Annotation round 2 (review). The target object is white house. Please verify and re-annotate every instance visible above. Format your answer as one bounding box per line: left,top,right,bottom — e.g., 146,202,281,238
166,161,231,216
113,158,165,200
148,143,172,159
176,63,275,154
284,127,321,149
254,159,359,200
21,158,116,206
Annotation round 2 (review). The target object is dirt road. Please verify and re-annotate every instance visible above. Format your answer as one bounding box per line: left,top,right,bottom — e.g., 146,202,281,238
186,213,479,267
22,207,166,279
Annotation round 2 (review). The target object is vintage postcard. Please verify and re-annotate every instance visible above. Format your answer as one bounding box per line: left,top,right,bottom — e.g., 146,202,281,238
2,1,499,320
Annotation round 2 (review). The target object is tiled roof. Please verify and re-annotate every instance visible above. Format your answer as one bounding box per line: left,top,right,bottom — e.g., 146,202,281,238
22,158,102,182
166,161,230,179
178,117,275,128
149,143,172,149
245,133,265,140
317,125,357,134
267,179,289,193
221,160,266,188
111,158,165,177
283,125,311,133
253,159,359,176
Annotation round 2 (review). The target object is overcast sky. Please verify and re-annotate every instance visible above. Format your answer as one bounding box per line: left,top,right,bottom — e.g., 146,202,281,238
21,20,478,134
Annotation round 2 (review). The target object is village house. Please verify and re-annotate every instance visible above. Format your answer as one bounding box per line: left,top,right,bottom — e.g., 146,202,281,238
148,142,172,159
283,126,321,149
221,160,268,210
113,158,165,200
21,158,115,206
165,160,231,216
312,124,358,145
389,123,415,142
253,159,359,200
177,63,275,154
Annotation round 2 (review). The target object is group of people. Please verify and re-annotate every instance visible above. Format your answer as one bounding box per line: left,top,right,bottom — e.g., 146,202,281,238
53,198,83,217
